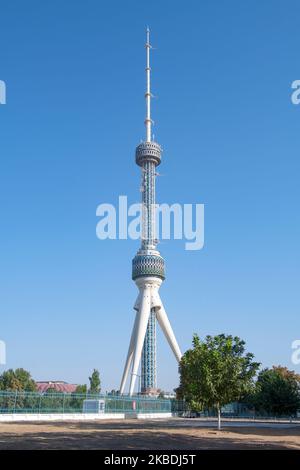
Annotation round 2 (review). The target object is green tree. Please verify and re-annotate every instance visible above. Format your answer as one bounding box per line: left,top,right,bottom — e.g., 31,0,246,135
67,385,87,412
45,387,61,394
0,368,36,391
250,366,300,417
176,334,260,429
41,388,64,412
88,369,101,394
75,384,87,394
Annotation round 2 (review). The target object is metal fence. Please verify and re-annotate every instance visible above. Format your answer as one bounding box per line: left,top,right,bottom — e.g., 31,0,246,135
0,392,298,421
0,391,187,414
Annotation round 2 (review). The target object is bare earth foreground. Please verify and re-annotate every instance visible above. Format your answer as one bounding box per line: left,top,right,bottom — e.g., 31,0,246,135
0,418,299,450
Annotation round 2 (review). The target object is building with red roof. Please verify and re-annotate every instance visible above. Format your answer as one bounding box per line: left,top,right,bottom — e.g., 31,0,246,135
36,381,77,393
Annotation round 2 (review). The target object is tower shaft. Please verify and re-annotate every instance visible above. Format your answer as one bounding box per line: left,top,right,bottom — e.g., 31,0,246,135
141,160,156,250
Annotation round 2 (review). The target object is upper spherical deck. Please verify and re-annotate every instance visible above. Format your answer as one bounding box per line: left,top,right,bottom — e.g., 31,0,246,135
135,141,162,167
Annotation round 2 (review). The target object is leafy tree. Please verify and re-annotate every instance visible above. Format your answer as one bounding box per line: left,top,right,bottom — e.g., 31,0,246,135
88,369,101,394
272,366,300,382
45,387,61,394
0,368,36,391
176,334,260,429
75,384,87,394
67,385,87,412
250,366,300,416
40,388,64,412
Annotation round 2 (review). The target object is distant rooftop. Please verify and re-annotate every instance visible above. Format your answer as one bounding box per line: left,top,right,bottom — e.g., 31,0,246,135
36,381,77,393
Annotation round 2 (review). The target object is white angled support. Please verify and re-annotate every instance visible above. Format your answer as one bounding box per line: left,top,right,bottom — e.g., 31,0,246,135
129,284,152,395
156,298,182,362
120,277,182,396
119,304,139,395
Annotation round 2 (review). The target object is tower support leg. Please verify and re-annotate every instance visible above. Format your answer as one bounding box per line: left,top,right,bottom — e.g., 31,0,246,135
120,303,140,394
156,297,182,362
129,285,151,395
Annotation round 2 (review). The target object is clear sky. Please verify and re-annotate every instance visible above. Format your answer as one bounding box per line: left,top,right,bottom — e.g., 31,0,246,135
0,0,299,392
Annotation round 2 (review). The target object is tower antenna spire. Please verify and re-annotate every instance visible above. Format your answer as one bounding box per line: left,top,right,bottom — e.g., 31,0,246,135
145,27,152,142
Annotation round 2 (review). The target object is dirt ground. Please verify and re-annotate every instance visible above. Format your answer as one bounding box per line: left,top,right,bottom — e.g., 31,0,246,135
0,418,299,450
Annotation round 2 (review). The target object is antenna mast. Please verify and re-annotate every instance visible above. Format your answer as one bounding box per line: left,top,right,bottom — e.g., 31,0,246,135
145,27,152,142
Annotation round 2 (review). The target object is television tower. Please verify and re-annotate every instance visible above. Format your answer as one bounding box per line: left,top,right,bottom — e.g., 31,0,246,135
120,29,182,396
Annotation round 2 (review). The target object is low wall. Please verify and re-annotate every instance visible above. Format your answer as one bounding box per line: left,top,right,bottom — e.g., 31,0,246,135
0,412,174,422
0,413,125,422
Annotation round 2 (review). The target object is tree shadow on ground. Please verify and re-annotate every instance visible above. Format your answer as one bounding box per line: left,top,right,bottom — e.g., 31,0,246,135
0,428,296,450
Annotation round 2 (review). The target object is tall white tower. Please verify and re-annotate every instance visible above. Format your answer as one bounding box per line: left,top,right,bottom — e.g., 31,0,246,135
120,29,182,396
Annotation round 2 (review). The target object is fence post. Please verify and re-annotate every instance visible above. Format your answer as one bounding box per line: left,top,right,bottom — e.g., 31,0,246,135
14,390,17,413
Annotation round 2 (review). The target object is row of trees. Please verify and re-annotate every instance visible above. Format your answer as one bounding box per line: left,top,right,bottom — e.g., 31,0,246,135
250,365,300,416
75,369,101,394
0,368,101,395
1,335,299,429
176,334,300,429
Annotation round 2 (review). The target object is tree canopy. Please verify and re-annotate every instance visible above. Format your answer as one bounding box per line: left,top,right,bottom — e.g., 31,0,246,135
177,334,260,429
250,366,300,416
75,384,87,394
88,369,101,394
0,368,37,391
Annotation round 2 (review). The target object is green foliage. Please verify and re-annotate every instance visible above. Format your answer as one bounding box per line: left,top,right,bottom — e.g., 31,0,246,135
88,369,101,394
107,389,119,396
250,366,300,416
0,368,37,412
0,368,37,392
66,384,88,411
45,387,62,394
177,334,260,414
40,391,64,411
75,384,87,394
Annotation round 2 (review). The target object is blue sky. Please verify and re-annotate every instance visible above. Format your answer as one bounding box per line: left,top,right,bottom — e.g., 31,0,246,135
0,0,299,392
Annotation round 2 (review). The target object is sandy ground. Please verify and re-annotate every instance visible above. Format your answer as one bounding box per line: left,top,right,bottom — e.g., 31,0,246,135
0,418,299,450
